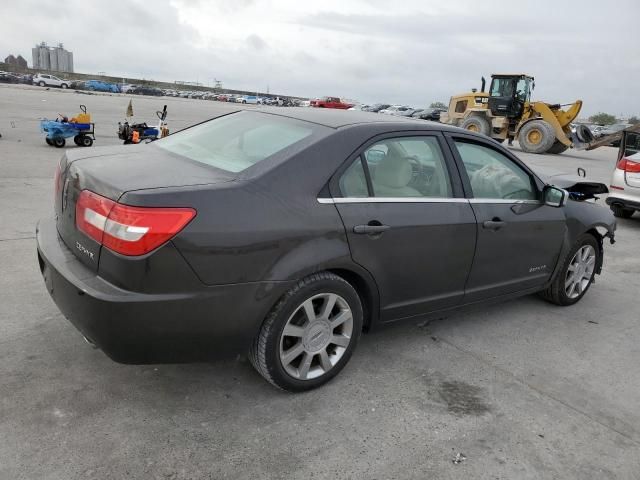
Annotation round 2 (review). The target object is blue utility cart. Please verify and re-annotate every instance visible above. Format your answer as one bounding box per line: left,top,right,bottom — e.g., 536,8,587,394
40,105,95,148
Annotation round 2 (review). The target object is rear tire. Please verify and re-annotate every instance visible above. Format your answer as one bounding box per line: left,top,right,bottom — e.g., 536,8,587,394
61,83,68,89
80,136,93,147
518,120,555,154
610,204,634,218
460,116,491,136
250,272,363,392
547,140,569,154
538,234,600,306
38,81,45,87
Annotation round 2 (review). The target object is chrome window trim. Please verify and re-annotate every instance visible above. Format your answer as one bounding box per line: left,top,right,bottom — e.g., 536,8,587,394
317,197,469,204
469,198,541,205
317,197,541,205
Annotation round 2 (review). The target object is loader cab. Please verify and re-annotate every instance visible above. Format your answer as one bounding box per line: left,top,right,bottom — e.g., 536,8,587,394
488,74,533,118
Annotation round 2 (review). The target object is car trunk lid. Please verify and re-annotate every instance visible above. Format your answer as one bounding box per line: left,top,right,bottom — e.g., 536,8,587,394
55,144,233,270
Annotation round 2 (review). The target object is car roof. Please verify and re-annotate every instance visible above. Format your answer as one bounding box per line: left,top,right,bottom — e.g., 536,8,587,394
250,107,461,131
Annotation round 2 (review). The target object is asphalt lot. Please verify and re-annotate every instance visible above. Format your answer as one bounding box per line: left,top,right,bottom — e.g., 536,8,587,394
1,84,639,480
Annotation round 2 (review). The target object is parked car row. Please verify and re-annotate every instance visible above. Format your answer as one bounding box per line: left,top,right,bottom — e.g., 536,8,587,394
160,90,304,106
0,71,34,84
5,74,307,105
348,102,446,121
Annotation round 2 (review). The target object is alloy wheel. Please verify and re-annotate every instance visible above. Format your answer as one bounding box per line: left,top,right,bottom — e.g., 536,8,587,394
564,245,596,299
279,293,353,380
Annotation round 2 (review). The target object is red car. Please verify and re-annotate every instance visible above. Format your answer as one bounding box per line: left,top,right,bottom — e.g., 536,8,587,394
310,96,352,109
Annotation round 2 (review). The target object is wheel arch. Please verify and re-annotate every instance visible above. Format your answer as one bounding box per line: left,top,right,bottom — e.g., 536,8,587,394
326,267,379,332
584,226,610,275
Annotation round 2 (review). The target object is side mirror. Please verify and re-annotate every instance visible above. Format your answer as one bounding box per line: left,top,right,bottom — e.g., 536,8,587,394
543,185,568,207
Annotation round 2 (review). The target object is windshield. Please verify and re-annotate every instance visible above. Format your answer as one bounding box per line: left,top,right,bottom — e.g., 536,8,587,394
155,111,315,172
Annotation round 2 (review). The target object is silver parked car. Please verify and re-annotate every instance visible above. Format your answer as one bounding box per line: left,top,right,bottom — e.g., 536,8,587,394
607,129,640,218
32,73,70,89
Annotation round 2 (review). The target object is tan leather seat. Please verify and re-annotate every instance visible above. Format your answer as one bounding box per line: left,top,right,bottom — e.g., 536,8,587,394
373,154,420,197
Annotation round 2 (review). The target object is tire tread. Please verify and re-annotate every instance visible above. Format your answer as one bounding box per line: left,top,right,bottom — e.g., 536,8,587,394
538,233,600,306
249,272,353,390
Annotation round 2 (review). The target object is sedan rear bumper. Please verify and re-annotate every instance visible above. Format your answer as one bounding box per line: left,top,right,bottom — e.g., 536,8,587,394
36,219,289,364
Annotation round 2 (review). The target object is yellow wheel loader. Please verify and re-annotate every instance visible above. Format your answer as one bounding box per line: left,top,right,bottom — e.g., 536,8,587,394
441,74,593,154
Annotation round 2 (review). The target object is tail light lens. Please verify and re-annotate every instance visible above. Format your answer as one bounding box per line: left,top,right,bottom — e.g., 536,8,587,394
76,190,196,256
616,157,640,173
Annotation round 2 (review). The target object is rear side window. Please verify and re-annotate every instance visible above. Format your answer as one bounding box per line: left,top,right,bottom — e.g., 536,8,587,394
623,132,640,157
454,141,537,200
156,111,315,173
338,136,453,198
339,159,368,197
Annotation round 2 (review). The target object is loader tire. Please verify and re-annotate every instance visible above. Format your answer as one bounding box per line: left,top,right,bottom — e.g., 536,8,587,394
460,116,491,136
547,140,569,154
518,120,555,154
576,125,594,143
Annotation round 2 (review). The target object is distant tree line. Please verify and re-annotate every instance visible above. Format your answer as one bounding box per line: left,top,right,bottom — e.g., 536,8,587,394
589,113,639,125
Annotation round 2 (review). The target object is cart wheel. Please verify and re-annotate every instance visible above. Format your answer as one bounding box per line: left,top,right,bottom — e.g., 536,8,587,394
53,138,66,148
73,135,82,146
80,136,93,147
45,137,53,146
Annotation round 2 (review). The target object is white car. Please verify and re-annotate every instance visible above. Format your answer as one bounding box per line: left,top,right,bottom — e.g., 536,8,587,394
33,73,70,89
120,84,137,93
606,129,640,218
379,105,413,115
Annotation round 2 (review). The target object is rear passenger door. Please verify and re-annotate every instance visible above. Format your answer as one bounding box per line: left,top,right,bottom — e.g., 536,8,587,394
330,133,477,321
447,135,566,302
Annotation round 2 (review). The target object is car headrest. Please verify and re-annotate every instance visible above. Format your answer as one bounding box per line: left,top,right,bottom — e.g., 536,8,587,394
376,154,413,188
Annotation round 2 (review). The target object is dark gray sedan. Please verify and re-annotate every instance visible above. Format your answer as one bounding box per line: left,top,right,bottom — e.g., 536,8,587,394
37,108,616,391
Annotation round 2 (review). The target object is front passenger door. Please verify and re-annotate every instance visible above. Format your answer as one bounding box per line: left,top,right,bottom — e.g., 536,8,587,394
450,138,566,302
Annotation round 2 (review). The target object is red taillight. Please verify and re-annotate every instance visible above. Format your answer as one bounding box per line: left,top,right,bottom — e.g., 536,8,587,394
617,157,640,173
76,190,196,256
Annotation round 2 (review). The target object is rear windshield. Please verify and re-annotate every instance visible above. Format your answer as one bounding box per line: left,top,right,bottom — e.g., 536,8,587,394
156,111,315,173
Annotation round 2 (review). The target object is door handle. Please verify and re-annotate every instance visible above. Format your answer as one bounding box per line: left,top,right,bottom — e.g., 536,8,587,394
482,218,506,230
353,224,390,235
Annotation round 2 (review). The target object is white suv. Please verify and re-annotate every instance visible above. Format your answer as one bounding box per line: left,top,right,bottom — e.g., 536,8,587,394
606,129,640,218
33,73,70,89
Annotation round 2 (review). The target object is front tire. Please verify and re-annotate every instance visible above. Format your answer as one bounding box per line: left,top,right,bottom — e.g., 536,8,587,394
61,83,68,89
518,120,555,154
38,81,46,87
250,272,363,392
539,234,600,306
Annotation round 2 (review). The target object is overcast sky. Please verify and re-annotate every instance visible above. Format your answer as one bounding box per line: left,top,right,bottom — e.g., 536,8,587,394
3,0,639,117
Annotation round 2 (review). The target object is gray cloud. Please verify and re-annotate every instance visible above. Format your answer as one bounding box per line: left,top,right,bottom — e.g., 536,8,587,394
2,0,638,117
246,34,267,51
